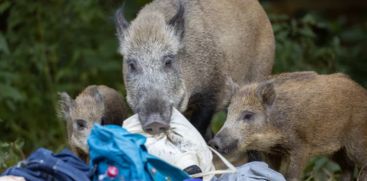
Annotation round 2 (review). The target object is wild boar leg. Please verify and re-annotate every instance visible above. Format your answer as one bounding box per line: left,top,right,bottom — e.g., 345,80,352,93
345,132,367,181
286,149,310,181
189,93,217,139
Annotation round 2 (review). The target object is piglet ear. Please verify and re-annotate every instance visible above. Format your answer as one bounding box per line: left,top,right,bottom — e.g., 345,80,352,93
219,76,240,109
226,76,239,95
57,92,75,121
256,81,276,107
89,87,104,105
94,91,104,106
89,87,105,115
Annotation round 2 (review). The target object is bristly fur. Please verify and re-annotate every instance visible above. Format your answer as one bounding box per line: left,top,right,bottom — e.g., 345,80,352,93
119,12,180,58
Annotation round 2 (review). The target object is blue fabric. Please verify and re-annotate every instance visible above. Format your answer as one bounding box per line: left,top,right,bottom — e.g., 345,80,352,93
88,124,190,181
211,161,286,181
1,148,92,181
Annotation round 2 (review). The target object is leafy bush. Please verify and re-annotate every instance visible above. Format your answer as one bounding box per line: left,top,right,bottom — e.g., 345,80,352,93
271,13,367,88
0,0,153,171
0,139,25,170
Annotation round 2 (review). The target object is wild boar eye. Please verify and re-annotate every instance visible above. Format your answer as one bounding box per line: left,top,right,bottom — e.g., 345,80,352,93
75,119,87,130
163,55,175,68
128,63,135,71
241,111,254,121
126,59,137,72
165,59,172,67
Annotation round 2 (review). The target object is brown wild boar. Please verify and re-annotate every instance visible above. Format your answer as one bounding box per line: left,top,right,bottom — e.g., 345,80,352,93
115,0,275,137
209,72,367,181
57,85,129,161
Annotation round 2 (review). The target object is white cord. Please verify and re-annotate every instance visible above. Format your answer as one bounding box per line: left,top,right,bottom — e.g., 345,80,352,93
191,146,237,178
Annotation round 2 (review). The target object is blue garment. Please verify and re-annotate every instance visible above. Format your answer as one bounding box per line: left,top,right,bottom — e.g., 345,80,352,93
1,148,92,181
88,124,190,181
211,161,286,181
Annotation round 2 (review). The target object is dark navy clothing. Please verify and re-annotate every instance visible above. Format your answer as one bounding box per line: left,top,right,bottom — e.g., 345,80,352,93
2,148,92,181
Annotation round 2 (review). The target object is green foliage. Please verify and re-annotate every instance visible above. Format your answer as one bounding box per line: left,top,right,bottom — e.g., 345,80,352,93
271,13,367,87
0,0,366,180
211,111,226,133
0,0,150,171
0,139,25,170
303,156,341,181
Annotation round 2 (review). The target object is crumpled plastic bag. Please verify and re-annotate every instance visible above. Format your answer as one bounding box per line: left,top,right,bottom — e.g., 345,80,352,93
123,108,217,180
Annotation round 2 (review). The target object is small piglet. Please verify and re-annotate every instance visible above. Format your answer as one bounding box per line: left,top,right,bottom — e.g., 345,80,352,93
57,85,129,161
209,72,367,181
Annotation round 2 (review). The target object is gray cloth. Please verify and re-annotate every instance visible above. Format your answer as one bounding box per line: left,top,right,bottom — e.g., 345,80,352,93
211,161,286,181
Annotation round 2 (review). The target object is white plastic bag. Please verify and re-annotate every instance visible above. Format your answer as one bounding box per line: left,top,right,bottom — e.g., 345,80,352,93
123,108,235,180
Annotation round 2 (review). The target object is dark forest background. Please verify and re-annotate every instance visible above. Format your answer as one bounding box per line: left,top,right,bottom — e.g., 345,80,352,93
0,0,366,180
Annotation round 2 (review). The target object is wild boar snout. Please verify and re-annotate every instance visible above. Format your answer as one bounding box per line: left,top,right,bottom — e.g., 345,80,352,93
209,129,238,155
142,113,170,135
137,95,173,135
208,137,223,152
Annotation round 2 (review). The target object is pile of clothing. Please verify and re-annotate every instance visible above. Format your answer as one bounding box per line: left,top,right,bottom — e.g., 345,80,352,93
1,109,285,181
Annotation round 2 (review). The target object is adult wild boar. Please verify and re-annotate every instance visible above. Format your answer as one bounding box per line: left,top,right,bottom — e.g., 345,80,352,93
209,72,367,181
115,0,274,135
57,85,129,161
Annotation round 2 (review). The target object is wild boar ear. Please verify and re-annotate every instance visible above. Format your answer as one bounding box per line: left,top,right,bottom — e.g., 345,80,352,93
168,1,185,39
221,76,239,107
90,87,105,111
256,81,276,107
215,76,240,110
57,92,75,121
94,90,104,105
226,76,239,95
115,4,130,44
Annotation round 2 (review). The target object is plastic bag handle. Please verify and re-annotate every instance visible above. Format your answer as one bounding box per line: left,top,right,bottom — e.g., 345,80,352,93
190,146,237,178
